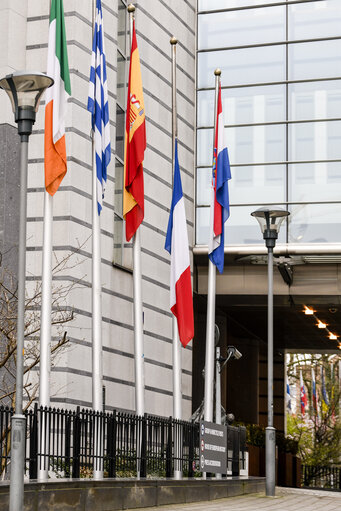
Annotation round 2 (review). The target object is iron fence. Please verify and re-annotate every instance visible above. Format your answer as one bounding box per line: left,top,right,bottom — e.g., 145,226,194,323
303,464,341,490
0,404,246,479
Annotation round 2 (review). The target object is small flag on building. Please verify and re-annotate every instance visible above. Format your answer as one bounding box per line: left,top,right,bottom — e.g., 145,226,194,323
321,366,329,412
312,367,318,414
123,20,146,241
165,139,194,347
208,83,231,274
45,0,71,195
87,0,111,215
300,370,308,416
286,383,292,412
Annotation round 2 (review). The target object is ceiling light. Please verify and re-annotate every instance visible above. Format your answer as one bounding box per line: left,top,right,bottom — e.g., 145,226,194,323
304,306,314,315
329,333,338,340
317,321,327,329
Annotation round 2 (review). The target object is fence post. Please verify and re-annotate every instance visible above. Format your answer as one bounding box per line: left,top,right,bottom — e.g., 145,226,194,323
107,411,116,478
166,416,172,478
64,411,71,478
72,406,81,478
188,422,194,478
140,414,147,478
29,403,38,479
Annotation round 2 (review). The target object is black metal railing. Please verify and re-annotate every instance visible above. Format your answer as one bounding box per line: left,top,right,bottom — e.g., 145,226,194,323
303,464,341,490
0,404,246,479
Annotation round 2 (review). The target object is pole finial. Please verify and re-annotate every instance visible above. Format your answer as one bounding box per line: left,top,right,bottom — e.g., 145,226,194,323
214,68,221,76
128,3,135,13
170,36,178,45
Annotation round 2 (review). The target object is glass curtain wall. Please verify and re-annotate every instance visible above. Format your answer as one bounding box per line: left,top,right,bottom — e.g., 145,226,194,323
196,0,341,246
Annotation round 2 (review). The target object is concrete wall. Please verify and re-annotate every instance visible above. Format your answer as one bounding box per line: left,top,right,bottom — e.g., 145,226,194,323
0,0,196,418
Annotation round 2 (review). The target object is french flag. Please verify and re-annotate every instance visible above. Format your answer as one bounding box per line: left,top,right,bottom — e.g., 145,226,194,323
165,139,194,347
208,83,231,274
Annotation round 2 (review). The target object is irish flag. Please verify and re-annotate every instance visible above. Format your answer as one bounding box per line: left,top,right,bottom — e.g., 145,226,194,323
44,0,71,195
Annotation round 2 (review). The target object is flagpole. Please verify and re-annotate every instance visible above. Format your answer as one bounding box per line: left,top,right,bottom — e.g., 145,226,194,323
128,3,145,418
38,191,53,480
204,69,220,423
170,35,182,480
91,0,103,478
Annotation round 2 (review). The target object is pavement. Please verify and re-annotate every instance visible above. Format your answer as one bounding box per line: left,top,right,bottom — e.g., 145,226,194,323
131,487,341,511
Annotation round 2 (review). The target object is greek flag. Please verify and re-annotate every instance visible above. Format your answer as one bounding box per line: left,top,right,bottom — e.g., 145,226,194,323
87,0,111,215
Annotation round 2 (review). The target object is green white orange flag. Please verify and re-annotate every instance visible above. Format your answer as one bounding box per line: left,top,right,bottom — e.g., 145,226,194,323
44,0,71,195
123,20,146,242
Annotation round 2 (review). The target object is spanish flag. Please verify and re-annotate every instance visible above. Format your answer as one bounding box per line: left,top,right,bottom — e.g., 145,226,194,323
44,0,71,195
123,20,146,242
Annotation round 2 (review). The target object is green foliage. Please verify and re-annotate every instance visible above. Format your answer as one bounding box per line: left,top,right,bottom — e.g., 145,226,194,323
237,422,298,454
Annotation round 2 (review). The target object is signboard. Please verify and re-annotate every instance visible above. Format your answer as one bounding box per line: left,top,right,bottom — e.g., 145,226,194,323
199,421,227,474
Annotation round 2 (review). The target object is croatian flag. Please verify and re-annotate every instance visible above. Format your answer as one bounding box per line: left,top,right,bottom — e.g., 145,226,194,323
165,139,194,347
208,83,231,274
300,370,308,416
87,0,111,215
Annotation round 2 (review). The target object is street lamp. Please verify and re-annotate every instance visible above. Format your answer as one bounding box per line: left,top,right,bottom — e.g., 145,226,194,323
251,207,289,497
0,71,53,511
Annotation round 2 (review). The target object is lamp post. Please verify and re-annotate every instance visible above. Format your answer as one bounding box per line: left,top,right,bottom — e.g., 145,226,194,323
0,71,53,511
251,207,289,497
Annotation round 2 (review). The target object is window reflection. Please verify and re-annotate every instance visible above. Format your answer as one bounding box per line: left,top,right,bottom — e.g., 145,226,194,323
289,203,341,244
198,45,286,88
198,6,285,50
289,0,341,41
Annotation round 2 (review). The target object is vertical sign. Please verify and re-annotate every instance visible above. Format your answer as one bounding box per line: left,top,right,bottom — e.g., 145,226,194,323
200,421,227,474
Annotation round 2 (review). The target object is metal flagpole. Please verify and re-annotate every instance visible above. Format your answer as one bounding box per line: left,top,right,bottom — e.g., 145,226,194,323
128,3,145,418
38,191,53,480
91,0,103,478
170,36,182,480
204,69,220,423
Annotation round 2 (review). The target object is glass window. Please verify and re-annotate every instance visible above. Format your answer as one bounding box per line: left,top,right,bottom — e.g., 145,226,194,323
118,0,126,53
289,80,341,121
117,50,126,107
198,45,286,88
116,104,125,161
231,165,286,204
289,0,341,41
198,85,285,127
289,162,341,202
196,204,287,246
289,203,341,244
197,128,213,167
289,121,341,162
198,0,285,10
288,40,341,81
225,124,286,165
198,6,285,50
197,167,212,206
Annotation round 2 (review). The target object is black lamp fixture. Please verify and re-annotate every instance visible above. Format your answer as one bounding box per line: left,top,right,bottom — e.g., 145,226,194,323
251,207,289,249
0,71,53,140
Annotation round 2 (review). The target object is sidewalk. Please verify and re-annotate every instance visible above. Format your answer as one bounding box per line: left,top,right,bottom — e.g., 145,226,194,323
131,487,341,511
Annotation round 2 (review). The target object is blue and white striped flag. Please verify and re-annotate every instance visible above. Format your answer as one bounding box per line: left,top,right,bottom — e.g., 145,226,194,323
87,0,111,215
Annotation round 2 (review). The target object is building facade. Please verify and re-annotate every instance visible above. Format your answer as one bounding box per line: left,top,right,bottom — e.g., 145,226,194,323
0,0,340,428
0,0,196,418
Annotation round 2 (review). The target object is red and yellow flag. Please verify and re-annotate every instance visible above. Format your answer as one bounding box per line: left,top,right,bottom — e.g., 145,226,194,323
123,20,146,242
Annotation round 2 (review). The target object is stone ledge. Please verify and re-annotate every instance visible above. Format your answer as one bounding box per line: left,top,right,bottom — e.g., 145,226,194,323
0,477,265,511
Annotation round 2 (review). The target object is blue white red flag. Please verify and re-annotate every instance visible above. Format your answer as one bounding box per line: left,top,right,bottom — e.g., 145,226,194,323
208,83,231,274
165,139,194,347
300,370,308,416
87,0,111,215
